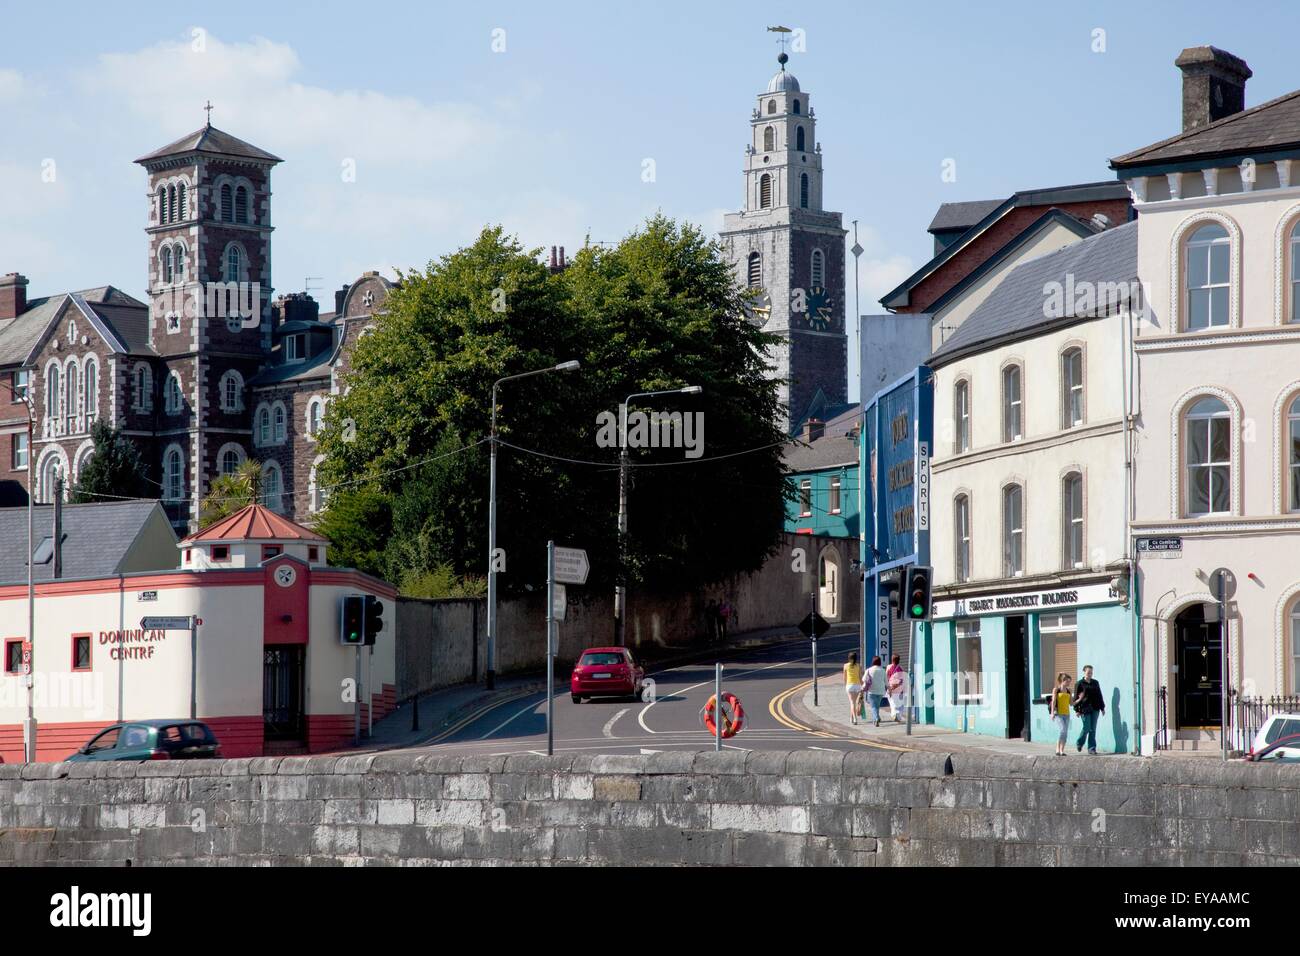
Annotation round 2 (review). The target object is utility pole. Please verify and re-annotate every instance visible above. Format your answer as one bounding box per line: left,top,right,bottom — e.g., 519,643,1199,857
0,379,35,761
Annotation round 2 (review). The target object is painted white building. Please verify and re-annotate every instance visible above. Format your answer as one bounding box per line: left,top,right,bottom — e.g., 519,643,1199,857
1113,45,1300,751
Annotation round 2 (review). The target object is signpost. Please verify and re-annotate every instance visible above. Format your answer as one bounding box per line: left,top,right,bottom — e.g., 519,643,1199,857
142,615,198,718
554,547,589,586
546,544,587,756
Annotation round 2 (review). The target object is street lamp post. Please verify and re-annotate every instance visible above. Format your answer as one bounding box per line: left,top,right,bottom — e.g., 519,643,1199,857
614,385,702,646
0,378,36,761
486,360,580,690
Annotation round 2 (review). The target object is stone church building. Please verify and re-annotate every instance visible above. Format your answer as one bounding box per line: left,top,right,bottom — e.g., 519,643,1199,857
0,122,393,531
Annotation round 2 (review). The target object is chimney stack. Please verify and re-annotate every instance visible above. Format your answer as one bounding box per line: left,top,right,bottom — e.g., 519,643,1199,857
335,284,349,317
559,246,566,269
803,418,825,442
550,246,558,270
1175,46,1252,132
0,273,28,320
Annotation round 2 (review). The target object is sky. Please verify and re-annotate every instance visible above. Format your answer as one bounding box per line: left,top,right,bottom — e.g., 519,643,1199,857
2,1,1298,400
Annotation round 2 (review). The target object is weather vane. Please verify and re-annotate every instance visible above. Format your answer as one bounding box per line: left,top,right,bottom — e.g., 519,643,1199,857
767,25,793,61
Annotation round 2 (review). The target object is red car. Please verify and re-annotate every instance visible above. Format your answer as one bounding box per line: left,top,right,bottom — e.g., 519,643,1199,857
571,647,644,703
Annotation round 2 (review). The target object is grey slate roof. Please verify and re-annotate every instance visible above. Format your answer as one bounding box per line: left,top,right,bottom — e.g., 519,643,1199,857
0,295,67,365
928,199,1004,234
929,220,1137,367
783,435,859,472
0,500,173,585
248,349,332,387
135,125,283,165
0,287,153,366
1112,89,1300,169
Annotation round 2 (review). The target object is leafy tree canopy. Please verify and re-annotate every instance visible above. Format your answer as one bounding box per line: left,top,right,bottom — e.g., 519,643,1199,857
71,420,153,504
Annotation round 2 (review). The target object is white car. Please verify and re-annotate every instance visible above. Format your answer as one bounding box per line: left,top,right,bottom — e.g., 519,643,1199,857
1248,713,1300,760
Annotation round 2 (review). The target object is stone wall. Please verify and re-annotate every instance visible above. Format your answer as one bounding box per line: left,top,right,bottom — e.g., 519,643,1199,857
3,750,1298,866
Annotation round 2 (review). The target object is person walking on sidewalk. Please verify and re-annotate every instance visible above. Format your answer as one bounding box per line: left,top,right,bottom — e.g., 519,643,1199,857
886,654,907,723
843,652,866,726
1073,665,1105,754
1048,673,1073,756
865,656,887,727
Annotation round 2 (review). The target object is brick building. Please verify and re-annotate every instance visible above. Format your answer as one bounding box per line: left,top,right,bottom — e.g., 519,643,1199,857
0,122,393,531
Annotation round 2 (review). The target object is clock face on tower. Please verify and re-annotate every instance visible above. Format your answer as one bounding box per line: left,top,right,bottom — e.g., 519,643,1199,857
806,286,834,331
745,288,773,326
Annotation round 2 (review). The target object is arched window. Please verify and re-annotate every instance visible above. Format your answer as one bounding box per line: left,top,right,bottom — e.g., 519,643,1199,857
235,186,249,224
163,446,184,501
133,364,152,412
273,403,286,443
64,360,79,428
1062,472,1084,569
811,249,825,287
763,126,775,151
174,245,185,283
156,185,166,223
307,398,323,438
796,126,805,151
176,182,187,221
84,358,98,421
1002,483,1024,577
1002,364,1023,442
800,173,809,209
225,244,242,282
219,445,243,477
954,494,971,583
1185,397,1230,515
954,379,970,453
759,174,772,209
40,456,64,503
221,183,233,222
45,364,60,421
262,461,283,513
309,457,327,512
1061,347,1084,428
1288,396,1300,512
1291,221,1300,323
747,252,762,288
1186,223,1230,330
161,247,173,285
167,185,177,224
792,99,801,114
164,372,184,415
1290,600,1300,694
257,405,271,446
219,370,244,413
767,99,776,115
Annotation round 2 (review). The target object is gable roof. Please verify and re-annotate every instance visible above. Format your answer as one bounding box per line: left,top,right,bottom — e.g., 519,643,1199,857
0,294,69,366
1111,88,1300,170
0,285,154,367
182,504,326,543
929,220,1137,368
928,199,1004,234
783,435,859,473
0,500,175,585
135,125,283,166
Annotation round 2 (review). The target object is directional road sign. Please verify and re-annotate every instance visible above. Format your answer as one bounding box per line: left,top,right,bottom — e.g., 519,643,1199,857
554,547,590,585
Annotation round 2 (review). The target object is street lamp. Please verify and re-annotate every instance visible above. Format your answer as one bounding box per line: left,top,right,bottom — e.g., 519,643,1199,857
614,385,703,646
486,359,580,689
0,377,36,761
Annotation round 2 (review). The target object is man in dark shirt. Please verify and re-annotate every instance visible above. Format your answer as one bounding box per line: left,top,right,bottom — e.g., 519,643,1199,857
1074,665,1105,754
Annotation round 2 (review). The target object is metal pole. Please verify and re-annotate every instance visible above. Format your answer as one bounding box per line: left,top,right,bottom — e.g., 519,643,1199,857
486,384,499,690
367,646,373,737
614,436,628,646
714,662,722,752
1219,572,1227,762
906,621,916,736
851,219,861,401
353,646,361,747
811,588,818,707
190,617,197,719
547,540,555,757
1,381,38,763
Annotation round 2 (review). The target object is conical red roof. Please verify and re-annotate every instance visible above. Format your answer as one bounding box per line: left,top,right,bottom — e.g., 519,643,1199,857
182,504,327,543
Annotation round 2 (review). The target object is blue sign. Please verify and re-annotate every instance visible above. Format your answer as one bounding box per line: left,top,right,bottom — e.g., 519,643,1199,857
862,365,933,573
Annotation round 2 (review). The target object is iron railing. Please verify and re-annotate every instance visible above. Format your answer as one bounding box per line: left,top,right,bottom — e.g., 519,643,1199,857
1232,694,1300,752
1155,685,1169,751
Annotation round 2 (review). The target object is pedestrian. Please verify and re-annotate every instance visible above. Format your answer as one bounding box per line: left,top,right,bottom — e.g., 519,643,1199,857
718,597,731,642
1073,665,1105,754
1047,672,1073,756
704,599,718,644
886,654,907,723
865,655,887,727
843,652,865,726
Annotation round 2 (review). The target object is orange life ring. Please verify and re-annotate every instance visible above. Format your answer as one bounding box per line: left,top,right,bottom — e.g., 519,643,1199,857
702,692,745,738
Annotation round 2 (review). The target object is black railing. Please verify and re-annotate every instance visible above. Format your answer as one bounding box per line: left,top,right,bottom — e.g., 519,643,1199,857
1232,695,1300,753
1155,685,1169,751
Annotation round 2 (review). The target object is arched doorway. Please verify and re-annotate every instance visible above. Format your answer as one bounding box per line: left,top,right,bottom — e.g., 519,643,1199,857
1174,603,1222,728
818,549,840,620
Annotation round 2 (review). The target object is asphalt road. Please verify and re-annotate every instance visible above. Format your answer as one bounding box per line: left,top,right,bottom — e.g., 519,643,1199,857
410,631,910,757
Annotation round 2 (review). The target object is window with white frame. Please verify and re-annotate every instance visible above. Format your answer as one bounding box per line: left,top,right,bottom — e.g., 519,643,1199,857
45,364,60,421
64,361,79,429
1061,348,1083,428
176,182,186,221
954,494,971,583
262,461,283,513
174,245,185,283
40,456,64,503
1038,613,1078,694
161,247,173,285
799,479,812,517
1291,222,1300,323
309,458,327,512
273,403,286,443
1003,483,1024,577
1286,394,1300,512
828,475,841,514
219,371,244,413
133,365,152,412
163,446,184,502
1186,223,1230,330
219,446,243,477
956,620,983,700
84,359,97,422
164,372,184,415
954,379,970,453
224,244,243,282
257,405,271,446
13,369,29,401
1185,397,1230,516
285,335,304,362
307,398,323,438
12,433,27,470
1002,364,1022,442
1291,602,1300,695
1062,472,1084,569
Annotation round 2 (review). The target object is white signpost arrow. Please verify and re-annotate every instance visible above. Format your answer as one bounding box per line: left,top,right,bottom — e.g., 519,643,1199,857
553,547,589,585
141,616,199,718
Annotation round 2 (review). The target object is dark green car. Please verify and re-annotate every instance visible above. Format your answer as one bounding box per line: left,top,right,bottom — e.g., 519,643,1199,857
66,720,221,762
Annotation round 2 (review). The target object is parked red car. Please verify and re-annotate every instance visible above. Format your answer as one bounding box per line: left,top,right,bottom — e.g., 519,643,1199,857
571,647,644,703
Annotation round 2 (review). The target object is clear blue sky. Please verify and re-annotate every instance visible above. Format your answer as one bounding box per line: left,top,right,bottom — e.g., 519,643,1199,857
1,1,1295,399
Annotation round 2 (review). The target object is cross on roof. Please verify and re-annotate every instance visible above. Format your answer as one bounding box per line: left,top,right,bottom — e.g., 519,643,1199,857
204,100,213,127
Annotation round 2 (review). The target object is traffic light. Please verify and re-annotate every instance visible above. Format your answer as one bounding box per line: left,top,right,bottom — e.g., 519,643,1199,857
879,573,901,619
363,595,384,646
904,565,933,622
340,594,365,645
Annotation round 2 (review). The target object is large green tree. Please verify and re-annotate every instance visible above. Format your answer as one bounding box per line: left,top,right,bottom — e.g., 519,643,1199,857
71,419,153,504
316,217,786,594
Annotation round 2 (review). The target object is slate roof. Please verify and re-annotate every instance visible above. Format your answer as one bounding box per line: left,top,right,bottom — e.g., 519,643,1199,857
928,200,1004,234
1112,88,1300,169
0,500,173,585
783,435,859,473
183,504,325,543
0,295,67,365
248,349,332,387
135,125,283,165
929,220,1137,367
0,287,153,366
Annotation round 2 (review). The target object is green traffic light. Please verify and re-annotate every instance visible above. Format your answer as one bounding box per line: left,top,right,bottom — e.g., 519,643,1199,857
911,604,924,617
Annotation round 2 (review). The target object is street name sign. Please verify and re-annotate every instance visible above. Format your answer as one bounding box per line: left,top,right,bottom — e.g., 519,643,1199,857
554,547,590,585
1136,536,1182,558
140,616,193,630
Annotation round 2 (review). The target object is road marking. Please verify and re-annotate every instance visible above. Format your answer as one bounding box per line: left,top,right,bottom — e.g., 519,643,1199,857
479,698,541,740
769,677,911,752
808,746,838,752
602,708,628,738
640,748,662,754
420,688,540,745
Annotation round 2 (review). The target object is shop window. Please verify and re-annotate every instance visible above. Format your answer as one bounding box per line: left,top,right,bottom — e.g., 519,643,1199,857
1038,613,1078,694
955,621,983,699
210,545,230,562
72,633,92,672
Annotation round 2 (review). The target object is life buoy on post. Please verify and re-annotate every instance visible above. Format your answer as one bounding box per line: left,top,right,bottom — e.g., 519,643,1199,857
701,692,745,739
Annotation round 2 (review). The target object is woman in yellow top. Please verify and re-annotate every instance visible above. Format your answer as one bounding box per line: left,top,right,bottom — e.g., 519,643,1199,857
844,652,866,726
1049,673,1074,756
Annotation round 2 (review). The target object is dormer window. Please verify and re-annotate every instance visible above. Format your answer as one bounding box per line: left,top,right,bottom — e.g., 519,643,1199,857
285,334,304,362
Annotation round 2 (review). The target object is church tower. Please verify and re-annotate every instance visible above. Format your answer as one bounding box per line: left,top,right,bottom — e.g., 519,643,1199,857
719,53,847,429
135,116,282,529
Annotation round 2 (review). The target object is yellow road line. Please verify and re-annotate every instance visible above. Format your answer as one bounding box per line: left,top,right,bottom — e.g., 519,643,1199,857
770,678,911,752
422,688,540,746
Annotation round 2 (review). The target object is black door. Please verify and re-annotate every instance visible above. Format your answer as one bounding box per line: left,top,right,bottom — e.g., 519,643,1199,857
1005,616,1028,739
1175,605,1222,728
263,646,305,740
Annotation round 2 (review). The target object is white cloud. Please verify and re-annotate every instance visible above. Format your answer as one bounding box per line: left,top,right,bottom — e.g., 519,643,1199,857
0,69,25,101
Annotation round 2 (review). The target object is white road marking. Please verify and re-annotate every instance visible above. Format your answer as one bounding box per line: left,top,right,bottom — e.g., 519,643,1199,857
808,746,837,752
602,708,628,738
479,698,541,740
640,748,662,754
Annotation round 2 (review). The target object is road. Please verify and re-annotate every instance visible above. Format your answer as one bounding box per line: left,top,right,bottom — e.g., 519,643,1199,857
410,631,910,757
